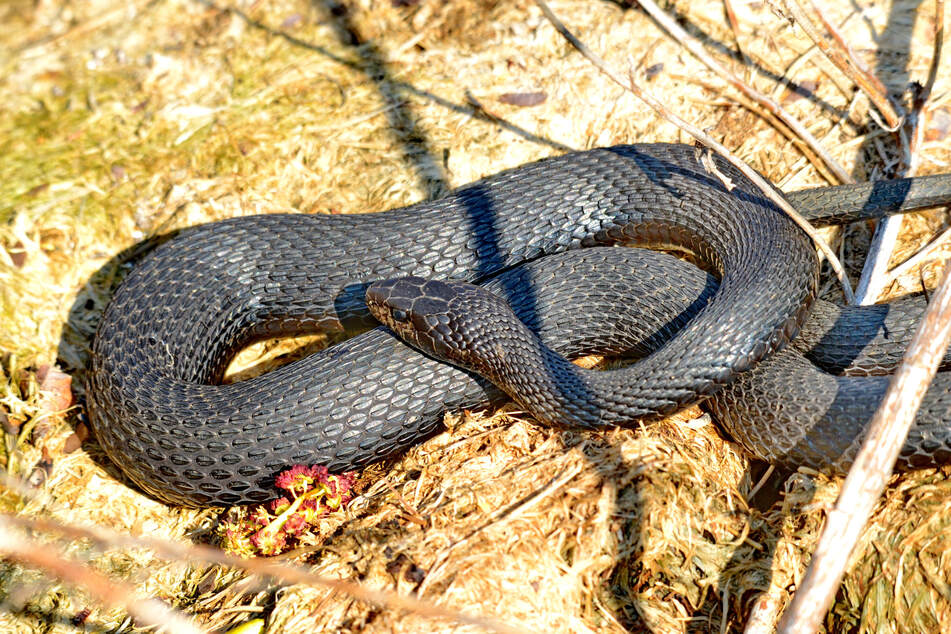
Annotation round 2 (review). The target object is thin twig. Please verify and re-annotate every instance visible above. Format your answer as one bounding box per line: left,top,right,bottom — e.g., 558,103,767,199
910,0,945,172
776,261,951,633
922,0,945,102
534,0,854,302
637,0,852,184
807,1,889,98
0,519,205,634
684,75,840,184
782,0,909,305
0,509,527,634
783,0,903,130
18,0,153,53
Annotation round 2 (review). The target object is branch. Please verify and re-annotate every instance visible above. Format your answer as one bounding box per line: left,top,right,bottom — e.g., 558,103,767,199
722,0,753,69
910,0,945,169
0,519,205,634
854,214,905,304
807,1,889,99
776,261,951,633
534,0,854,302
0,509,527,634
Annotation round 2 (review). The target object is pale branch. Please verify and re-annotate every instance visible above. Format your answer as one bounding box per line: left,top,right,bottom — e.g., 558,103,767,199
921,0,945,104
684,75,840,185
854,215,905,304
776,262,951,633
636,0,852,183
533,0,855,302
722,0,753,70
0,509,528,634
910,0,945,167
0,518,205,634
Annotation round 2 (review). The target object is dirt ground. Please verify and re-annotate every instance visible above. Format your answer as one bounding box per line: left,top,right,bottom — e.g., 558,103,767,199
1,0,950,632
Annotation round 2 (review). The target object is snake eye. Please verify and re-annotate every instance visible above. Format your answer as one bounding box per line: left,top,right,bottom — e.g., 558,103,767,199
391,308,410,323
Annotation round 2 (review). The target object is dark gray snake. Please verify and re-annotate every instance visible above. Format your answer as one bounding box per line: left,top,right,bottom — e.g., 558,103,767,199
85,144,951,506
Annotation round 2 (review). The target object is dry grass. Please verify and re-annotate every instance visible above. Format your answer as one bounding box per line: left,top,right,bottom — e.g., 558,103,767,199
1,0,950,631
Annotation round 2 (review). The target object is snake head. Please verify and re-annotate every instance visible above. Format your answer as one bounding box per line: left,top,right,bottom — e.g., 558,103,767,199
366,276,515,372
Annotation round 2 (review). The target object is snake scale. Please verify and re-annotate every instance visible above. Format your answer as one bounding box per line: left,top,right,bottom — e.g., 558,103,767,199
86,144,951,506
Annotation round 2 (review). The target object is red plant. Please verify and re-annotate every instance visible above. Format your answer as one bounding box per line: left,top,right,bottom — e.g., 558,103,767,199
220,465,357,557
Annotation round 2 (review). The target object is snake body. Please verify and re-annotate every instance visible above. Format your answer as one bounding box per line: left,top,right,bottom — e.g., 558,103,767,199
86,144,951,506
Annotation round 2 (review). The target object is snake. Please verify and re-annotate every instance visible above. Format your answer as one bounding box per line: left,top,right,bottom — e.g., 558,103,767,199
85,143,951,507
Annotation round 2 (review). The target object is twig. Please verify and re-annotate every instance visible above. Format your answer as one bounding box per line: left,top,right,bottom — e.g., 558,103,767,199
534,0,855,302
18,0,153,53
782,0,903,130
776,261,951,633
0,519,205,634
684,75,840,185
745,586,786,634
636,0,852,184
781,0,914,305
0,510,527,634
910,0,945,172
807,1,889,99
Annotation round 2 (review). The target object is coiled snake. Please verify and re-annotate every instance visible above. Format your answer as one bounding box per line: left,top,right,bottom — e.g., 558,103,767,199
86,144,951,506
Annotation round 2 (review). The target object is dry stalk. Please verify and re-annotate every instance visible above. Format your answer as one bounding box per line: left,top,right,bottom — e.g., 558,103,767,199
636,0,852,184
909,0,945,173
722,0,753,70
776,261,951,634
0,518,205,634
19,0,153,52
807,1,890,100
780,0,923,305
534,0,855,302
855,217,906,304
921,0,945,107
0,509,528,634
684,75,840,184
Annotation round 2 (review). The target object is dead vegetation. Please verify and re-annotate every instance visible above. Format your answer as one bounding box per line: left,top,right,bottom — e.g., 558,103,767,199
1,0,950,632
